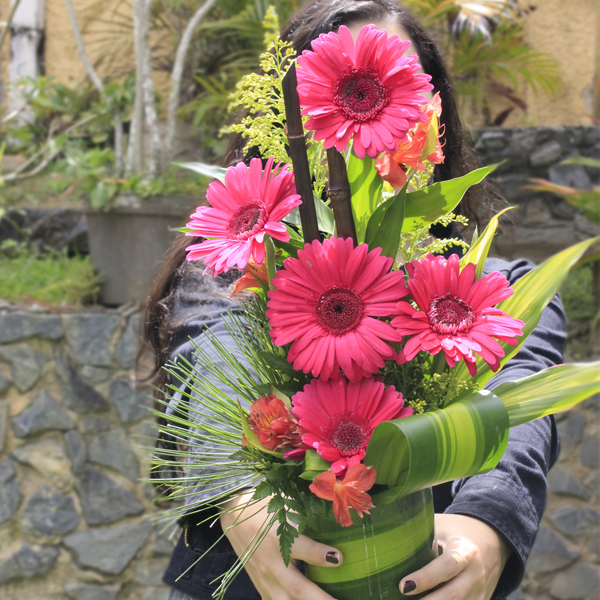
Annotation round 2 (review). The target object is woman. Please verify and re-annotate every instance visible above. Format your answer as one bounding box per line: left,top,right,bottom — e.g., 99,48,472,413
146,1,565,599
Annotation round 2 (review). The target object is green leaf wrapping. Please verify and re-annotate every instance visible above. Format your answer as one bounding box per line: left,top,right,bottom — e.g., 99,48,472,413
364,390,509,496
364,187,406,259
348,152,384,244
304,488,436,599
494,362,600,427
402,165,498,233
454,237,599,386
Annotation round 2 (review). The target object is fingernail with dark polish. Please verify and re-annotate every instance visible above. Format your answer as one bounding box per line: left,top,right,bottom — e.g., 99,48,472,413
325,551,339,564
403,580,417,594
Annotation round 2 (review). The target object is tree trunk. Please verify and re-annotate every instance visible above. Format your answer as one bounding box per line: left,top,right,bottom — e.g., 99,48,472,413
132,0,160,179
163,0,219,164
8,0,45,119
64,0,124,175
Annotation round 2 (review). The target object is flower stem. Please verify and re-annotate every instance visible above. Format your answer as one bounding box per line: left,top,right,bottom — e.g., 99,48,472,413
265,235,277,288
431,352,447,376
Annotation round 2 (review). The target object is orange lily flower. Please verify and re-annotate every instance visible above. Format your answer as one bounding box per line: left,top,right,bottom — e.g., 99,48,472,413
309,464,377,527
248,395,302,452
231,260,269,297
375,92,445,189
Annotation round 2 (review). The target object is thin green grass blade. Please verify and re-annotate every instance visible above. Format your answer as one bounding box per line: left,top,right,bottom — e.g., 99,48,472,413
494,362,600,426
364,390,509,496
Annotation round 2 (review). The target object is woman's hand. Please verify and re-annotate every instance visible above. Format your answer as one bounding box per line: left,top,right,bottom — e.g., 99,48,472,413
399,514,512,600
220,492,342,600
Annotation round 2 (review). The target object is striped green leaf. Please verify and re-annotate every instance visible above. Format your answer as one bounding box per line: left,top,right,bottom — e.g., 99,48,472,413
454,237,599,387
403,164,498,233
460,206,512,278
364,391,509,495
494,361,600,426
305,489,436,600
348,152,384,244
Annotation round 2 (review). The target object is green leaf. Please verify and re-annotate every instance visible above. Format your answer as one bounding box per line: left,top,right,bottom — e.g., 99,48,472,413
177,162,227,182
403,165,498,232
277,518,299,566
284,207,302,228
273,225,304,259
494,361,600,427
364,187,406,258
314,194,335,234
455,237,600,386
460,206,513,278
269,384,292,408
299,449,331,481
561,157,600,168
252,481,275,501
347,151,384,244
268,495,285,513
364,390,509,495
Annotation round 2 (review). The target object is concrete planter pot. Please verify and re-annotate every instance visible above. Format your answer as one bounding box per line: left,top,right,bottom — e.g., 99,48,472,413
86,194,198,306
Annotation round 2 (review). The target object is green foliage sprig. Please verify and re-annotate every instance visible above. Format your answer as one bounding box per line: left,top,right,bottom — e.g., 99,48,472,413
226,38,295,165
399,213,470,265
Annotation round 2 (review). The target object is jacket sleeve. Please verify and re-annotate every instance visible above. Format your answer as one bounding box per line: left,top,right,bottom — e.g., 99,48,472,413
445,258,566,600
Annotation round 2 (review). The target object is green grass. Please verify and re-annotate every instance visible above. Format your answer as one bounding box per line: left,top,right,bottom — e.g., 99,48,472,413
0,251,101,305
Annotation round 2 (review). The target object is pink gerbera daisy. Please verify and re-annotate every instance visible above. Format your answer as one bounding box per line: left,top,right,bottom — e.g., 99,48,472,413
392,254,525,376
292,377,413,475
296,24,433,159
184,157,301,275
266,237,409,381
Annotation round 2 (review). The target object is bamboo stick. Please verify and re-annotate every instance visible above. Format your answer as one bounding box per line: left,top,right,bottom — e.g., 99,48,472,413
326,148,358,245
281,65,320,244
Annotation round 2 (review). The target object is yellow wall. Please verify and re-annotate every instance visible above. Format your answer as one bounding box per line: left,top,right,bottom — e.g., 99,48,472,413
2,0,599,126
521,0,598,126
45,0,135,85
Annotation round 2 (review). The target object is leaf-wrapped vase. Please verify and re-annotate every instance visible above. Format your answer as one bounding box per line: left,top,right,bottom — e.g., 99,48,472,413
303,488,437,600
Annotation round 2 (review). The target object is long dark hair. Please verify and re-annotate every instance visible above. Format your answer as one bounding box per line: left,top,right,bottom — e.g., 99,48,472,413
145,0,497,469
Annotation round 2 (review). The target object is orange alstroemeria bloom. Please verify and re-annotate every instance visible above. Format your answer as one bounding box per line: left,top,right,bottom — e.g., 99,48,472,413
231,260,269,297
248,395,302,452
309,464,377,527
375,92,445,189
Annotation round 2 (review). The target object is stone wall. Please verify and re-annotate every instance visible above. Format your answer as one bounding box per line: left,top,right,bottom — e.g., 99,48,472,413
475,126,600,264
0,314,598,600
0,306,178,600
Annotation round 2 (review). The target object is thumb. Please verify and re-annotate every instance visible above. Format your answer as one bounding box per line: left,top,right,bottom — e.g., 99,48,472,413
290,534,343,568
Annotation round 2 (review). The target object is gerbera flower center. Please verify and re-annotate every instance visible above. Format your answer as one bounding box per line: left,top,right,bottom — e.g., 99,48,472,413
333,67,390,123
326,414,371,457
315,287,364,335
428,293,476,335
229,201,266,239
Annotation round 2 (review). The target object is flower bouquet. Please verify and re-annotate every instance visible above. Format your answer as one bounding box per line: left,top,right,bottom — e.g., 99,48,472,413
154,22,600,600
